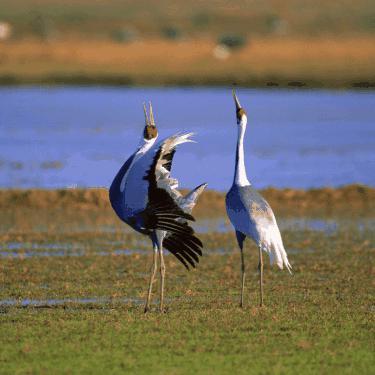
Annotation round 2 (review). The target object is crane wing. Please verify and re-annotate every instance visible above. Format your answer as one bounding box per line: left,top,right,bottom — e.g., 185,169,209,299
163,231,203,269
142,133,204,268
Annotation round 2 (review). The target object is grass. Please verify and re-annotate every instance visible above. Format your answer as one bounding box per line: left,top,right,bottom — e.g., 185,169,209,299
0,187,374,373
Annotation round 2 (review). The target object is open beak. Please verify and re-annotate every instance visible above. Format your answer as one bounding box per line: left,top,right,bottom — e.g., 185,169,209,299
143,101,156,127
143,102,150,126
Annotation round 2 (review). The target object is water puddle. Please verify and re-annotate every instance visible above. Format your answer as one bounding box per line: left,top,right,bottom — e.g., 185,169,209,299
0,242,84,251
204,247,315,255
0,250,84,259
280,219,339,234
197,217,374,234
193,218,230,233
1,216,372,259
0,296,144,308
0,247,148,259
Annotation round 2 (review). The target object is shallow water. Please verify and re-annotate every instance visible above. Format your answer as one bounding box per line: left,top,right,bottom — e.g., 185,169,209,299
0,246,148,259
0,87,374,189
0,217,372,259
0,296,144,307
0,246,317,259
197,217,375,234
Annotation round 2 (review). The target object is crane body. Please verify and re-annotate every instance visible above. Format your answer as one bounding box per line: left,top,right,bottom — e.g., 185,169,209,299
226,90,291,307
109,103,206,312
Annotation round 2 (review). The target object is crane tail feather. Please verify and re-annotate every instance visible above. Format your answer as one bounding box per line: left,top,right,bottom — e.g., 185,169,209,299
260,225,292,274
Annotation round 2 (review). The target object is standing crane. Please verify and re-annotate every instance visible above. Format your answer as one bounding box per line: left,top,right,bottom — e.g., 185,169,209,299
226,89,292,307
109,102,206,313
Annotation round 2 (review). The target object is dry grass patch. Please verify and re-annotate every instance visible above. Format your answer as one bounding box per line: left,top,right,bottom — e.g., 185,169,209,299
1,37,374,86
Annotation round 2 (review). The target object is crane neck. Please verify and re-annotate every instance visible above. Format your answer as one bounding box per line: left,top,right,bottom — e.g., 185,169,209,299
118,135,157,193
137,135,157,154
234,120,250,186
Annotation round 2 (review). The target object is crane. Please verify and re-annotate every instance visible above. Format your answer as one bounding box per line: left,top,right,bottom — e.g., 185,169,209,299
226,90,292,307
109,102,206,312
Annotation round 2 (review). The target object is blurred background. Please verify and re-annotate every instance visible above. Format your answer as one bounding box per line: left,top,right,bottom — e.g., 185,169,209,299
0,0,374,190
0,0,374,86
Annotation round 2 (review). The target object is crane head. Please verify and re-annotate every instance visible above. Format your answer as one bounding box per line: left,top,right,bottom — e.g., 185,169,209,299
232,88,247,125
143,101,158,140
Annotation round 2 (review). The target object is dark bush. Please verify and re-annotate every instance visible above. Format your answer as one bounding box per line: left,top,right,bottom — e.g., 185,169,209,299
161,27,182,40
218,34,247,49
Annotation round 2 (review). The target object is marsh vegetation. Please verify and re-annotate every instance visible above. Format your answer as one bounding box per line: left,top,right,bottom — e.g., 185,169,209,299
0,186,373,373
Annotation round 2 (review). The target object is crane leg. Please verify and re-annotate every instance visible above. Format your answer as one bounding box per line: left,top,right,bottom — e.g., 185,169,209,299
159,247,166,313
258,246,264,307
154,230,166,313
235,231,246,308
240,247,245,308
144,243,158,313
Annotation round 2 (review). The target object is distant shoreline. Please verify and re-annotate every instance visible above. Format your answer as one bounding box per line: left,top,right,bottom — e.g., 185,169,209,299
1,37,374,90
0,75,373,90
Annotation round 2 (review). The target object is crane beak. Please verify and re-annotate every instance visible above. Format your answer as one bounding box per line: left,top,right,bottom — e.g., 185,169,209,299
149,101,156,126
232,88,246,124
143,102,150,126
232,88,242,111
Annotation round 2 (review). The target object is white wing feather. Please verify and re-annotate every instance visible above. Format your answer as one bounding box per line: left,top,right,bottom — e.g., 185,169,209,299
154,132,195,202
121,133,194,217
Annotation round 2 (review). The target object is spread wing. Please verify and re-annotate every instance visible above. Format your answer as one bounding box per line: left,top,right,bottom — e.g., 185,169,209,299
142,133,204,269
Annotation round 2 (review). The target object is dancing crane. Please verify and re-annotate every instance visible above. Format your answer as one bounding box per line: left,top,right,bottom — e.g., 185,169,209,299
109,102,206,312
226,90,292,307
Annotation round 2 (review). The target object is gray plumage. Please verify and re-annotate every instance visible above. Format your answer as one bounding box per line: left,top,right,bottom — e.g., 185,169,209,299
226,185,274,242
226,89,291,307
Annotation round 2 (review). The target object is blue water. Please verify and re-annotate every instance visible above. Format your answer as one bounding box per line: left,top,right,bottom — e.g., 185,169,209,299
0,87,374,190
0,296,144,307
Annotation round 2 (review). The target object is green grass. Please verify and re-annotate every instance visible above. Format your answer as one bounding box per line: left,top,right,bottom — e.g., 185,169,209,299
0,198,374,374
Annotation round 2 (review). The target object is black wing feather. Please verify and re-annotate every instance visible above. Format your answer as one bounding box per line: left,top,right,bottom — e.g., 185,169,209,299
172,252,190,270
141,142,203,268
164,236,196,269
163,232,203,269
165,235,199,262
